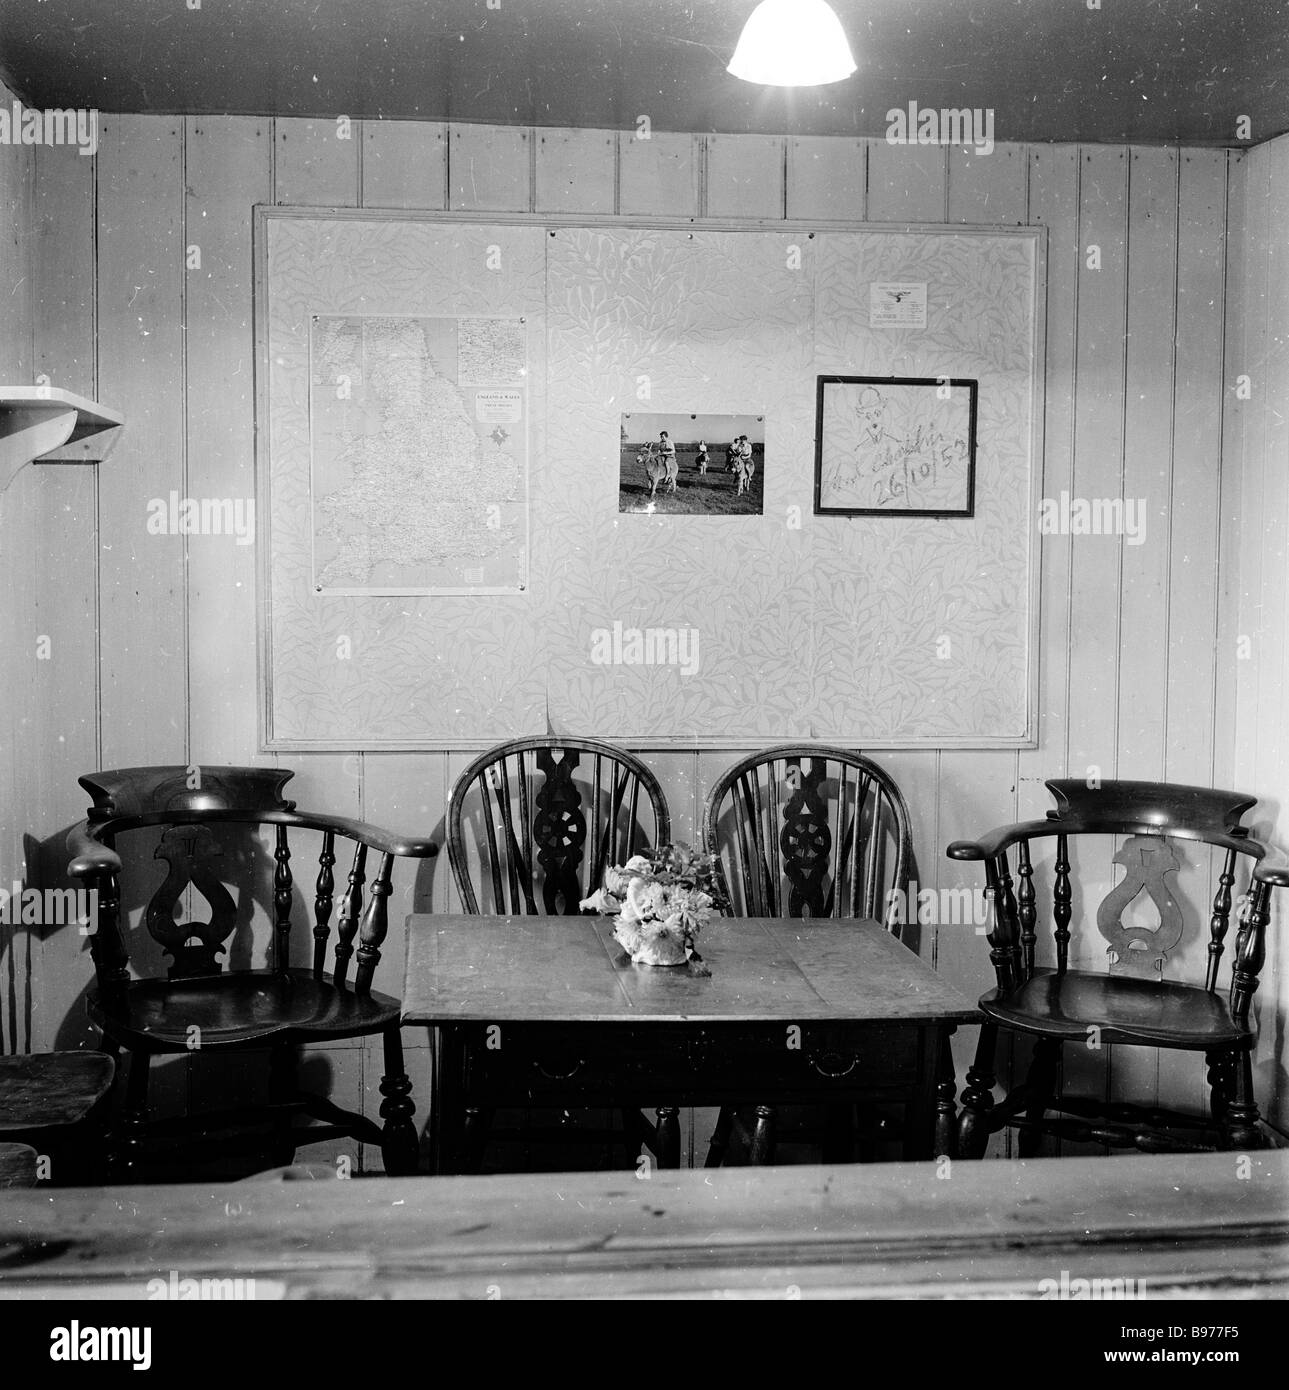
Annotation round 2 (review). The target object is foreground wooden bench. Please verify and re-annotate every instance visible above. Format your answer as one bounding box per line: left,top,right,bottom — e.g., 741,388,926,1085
0,1151,1284,1299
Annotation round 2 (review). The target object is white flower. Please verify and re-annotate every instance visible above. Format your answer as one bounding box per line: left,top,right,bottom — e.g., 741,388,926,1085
580,887,622,915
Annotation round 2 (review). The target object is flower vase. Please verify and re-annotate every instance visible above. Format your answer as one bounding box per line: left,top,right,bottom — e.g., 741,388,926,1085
611,917,691,966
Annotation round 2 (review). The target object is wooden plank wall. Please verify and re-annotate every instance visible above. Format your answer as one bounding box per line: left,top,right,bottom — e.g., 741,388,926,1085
1222,133,1289,1134
4,114,1281,1160
0,76,37,1055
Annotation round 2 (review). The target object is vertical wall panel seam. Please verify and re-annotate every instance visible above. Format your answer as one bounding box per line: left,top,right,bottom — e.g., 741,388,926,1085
1254,151,1271,784
1208,151,1231,790
1276,144,1289,827
781,138,788,219
1197,152,1228,1059
24,143,34,371
698,135,708,218
1063,146,1083,775
528,127,537,214
1111,149,1129,780
1107,151,1131,1108
862,139,873,221
1218,149,1245,789
177,119,192,1119
612,129,622,217
91,127,103,771
1267,143,1289,811
1021,142,1031,226
1261,147,1280,801
180,120,192,766
354,118,364,207
862,137,871,220
266,118,279,773
1013,141,1031,824
1160,151,1181,781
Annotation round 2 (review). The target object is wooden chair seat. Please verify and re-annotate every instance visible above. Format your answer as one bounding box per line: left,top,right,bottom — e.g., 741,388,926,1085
981,969,1248,1049
0,1052,116,1132
90,972,402,1052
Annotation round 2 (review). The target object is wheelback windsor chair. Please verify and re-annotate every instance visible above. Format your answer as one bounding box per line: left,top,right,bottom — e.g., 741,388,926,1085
66,765,437,1179
947,779,1288,1156
702,744,918,1165
444,736,672,1170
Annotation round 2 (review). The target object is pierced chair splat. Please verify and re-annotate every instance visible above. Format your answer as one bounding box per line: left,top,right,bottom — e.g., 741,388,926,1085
443,737,672,1172
448,738,670,916
66,765,438,1180
702,745,927,1166
947,778,1288,1158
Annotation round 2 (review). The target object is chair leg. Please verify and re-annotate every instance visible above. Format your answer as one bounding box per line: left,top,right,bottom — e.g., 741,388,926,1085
267,1045,299,1168
934,1032,959,1160
108,1051,150,1184
957,1024,998,1159
1017,1037,1061,1158
704,1106,735,1168
80,1038,120,1185
378,1026,420,1176
654,1107,681,1168
1221,1050,1262,1151
1206,1049,1233,1128
459,1106,492,1173
748,1105,777,1165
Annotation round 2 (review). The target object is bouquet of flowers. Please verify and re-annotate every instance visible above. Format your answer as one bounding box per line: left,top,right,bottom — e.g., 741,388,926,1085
580,842,727,967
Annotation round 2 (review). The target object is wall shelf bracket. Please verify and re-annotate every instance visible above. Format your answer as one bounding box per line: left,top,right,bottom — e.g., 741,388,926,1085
0,387,124,494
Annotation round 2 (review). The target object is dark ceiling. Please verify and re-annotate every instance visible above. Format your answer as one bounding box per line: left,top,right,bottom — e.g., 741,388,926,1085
1,0,1286,147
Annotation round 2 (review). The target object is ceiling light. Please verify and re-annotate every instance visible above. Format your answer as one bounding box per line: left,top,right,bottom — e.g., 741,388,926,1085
727,0,857,87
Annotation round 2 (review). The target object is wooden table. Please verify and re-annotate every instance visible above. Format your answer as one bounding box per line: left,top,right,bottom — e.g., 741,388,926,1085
403,914,979,1171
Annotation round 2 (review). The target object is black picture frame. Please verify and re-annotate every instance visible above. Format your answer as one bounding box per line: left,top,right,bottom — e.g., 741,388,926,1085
813,375,979,517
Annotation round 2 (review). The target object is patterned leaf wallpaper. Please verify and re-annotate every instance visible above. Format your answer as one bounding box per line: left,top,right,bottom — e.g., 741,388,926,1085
262,214,1042,748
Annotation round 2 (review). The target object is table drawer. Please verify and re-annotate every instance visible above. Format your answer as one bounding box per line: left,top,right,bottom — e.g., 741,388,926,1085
450,1022,924,1105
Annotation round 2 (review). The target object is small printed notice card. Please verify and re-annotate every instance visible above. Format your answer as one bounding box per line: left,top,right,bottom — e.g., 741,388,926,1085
869,282,928,328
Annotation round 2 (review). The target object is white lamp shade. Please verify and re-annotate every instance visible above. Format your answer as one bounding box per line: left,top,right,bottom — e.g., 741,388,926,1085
727,0,857,86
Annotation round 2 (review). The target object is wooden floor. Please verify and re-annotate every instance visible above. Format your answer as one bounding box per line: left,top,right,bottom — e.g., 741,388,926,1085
0,1151,1285,1299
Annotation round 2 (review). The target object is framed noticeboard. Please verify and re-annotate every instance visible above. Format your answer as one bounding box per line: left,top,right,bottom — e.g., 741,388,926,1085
256,208,1045,750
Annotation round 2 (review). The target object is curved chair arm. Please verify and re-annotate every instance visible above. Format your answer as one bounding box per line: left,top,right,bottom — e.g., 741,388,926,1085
1253,848,1289,888
949,816,1265,864
946,818,1056,861
66,820,123,880
272,810,439,860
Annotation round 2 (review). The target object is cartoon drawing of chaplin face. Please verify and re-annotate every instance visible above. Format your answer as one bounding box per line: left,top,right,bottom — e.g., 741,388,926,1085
856,386,889,443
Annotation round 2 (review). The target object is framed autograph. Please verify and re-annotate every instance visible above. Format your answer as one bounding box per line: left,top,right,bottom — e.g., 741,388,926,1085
814,375,978,517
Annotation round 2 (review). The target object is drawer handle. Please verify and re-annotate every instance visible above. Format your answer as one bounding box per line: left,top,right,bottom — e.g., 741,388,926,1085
809,1050,858,1078
535,1056,583,1080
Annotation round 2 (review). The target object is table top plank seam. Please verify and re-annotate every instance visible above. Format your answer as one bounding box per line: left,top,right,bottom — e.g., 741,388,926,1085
402,913,980,1025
